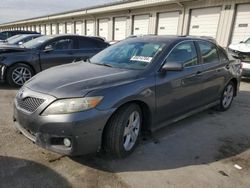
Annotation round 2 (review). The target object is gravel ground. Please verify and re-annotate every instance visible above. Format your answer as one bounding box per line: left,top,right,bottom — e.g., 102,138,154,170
0,79,250,188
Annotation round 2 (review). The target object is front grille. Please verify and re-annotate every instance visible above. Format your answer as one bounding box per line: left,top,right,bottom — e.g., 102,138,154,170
17,97,45,113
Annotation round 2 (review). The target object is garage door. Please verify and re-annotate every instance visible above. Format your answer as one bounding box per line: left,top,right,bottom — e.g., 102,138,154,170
189,7,221,38
36,25,40,33
46,24,51,35
86,20,95,36
40,25,46,35
98,19,109,40
75,21,83,35
157,12,180,35
133,15,149,35
66,22,73,34
52,24,57,34
114,17,127,40
231,4,250,44
59,23,65,34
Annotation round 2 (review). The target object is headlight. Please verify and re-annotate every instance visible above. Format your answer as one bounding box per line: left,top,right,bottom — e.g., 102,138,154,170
42,97,103,115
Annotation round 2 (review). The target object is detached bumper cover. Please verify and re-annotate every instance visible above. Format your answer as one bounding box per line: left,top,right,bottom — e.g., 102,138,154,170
13,104,115,156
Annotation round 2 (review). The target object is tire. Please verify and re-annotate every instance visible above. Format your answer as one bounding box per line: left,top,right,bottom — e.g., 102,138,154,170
218,81,235,111
103,104,142,158
6,63,34,87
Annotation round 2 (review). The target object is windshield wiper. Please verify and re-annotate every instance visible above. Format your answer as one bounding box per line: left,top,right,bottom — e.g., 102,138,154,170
91,62,113,67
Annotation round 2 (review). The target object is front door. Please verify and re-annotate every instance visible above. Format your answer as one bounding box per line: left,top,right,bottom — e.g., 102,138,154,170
39,37,77,70
155,41,204,127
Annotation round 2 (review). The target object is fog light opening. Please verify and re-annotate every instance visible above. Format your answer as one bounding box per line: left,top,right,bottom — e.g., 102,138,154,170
63,138,71,147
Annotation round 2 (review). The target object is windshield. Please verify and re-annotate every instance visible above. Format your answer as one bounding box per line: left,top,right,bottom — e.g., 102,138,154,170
90,40,166,70
23,35,53,49
7,35,26,44
245,38,250,44
6,35,21,43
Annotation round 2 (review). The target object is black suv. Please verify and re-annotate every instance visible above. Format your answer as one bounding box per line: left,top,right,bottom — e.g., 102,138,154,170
0,35,109,86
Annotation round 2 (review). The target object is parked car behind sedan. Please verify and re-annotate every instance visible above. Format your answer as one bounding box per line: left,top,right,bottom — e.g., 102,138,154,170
0,35,109,86
0,30,40,41
228,37,250,77
0,34,42,46
13,36,241,158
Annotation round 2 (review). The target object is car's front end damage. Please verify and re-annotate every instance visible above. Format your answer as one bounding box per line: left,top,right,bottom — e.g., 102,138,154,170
228,42,250,77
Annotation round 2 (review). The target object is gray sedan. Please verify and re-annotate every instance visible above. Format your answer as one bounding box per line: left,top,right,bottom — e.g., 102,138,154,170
13,36,241,158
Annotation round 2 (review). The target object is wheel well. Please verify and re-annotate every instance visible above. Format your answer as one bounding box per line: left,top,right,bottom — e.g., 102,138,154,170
230,78,238,96
5,62,36,78
101,100,152,148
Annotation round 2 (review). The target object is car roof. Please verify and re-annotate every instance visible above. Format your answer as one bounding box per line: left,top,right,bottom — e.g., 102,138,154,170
126,35,217,45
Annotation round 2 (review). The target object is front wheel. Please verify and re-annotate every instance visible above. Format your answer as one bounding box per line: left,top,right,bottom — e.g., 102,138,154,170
218,81,235,111
103,104,142,158
6,63,34,87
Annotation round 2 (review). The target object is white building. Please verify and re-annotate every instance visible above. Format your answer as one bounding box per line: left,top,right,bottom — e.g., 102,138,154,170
0,0,250,47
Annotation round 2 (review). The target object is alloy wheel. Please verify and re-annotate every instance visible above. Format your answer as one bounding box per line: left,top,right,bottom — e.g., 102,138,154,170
222,84,234,108
12,67,32,86
123,111,140,151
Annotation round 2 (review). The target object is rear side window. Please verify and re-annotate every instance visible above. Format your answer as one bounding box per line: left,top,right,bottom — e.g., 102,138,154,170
78,38,106,49
218,47,229,64
167,41,198,67
197,41,219,64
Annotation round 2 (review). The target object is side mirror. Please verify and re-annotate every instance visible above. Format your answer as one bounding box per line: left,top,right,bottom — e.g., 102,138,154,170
44,45,54,52
161,62,184,72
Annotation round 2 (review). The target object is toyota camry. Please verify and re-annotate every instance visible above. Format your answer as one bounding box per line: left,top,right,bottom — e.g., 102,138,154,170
13,36,241,158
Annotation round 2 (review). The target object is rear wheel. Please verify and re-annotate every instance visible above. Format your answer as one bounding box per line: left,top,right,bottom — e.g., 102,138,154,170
218,81,235,111
6,63,34,87
103,104,142,158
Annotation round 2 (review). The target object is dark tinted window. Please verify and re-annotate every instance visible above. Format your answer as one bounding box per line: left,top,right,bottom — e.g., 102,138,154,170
78,38,98,49
45,38,74,50
167,41,198,67
197,41,219,64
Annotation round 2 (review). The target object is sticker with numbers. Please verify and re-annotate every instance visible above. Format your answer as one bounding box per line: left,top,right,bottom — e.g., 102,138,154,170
130,56,153,63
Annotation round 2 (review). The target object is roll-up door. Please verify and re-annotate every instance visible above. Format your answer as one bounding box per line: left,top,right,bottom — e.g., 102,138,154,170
157,12,180,35
133,15,149,35
189,7,221,38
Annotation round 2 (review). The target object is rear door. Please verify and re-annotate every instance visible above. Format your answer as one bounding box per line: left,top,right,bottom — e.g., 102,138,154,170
155,41,204,126
195,40,228,104
39,37,77,70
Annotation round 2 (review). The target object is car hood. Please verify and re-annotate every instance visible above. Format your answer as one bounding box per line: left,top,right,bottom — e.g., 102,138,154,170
0,45,30,54
25,62,140,98
229,43,250,53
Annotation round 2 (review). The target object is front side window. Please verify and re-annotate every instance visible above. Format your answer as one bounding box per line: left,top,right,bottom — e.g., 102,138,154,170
45,38,74,50
197,41,219,64
90,40,166,70
166,41,198,67
23,35,54,49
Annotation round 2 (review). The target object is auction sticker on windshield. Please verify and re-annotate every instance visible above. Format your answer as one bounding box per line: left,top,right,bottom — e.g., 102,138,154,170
130,56,153,63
